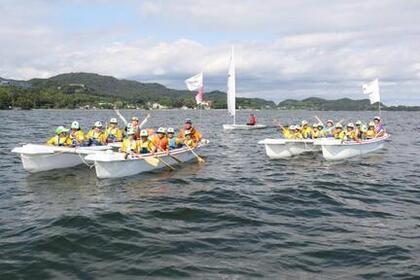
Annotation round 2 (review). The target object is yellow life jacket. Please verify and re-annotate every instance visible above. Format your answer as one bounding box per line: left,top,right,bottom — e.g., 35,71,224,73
365,129,376,139
47,135,72,146
86,130,107,145
282,128,292,139
346,130,357,141
106,127,123,142
293,132,303,139
301,127,313,139
70,130,85,144
137,139,154,154
184,139,196,148
312,130,322,139
334,130,346,140
121,138,138,153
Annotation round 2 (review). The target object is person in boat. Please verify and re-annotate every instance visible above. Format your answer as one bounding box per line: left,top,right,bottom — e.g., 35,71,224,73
333,123,346,140
291,125,303,139
183,130,198,148
247,114,257,126
365,121,377,139
47,126,72,146
280,124,292,139
317,123,326,138
119,127,139,155
355,120,364,139
324,119,335,137
130,116,140,139
301,120,312,139
373,116,385,137
137,129,155,154
151,127,169,152
86,121,107,146
345,123,358,141
311,124,323,139
167,127,181,150
179,118,202,142
70,121,85,146
106,118,123,143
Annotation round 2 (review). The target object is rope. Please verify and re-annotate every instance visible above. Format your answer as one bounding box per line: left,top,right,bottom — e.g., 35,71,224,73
75,147,96,169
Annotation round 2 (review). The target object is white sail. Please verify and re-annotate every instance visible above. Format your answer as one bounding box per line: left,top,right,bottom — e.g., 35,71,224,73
362,78,380,104
227,46,236,122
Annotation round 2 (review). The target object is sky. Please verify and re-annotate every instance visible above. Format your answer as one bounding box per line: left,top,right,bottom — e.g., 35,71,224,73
1,0,420,105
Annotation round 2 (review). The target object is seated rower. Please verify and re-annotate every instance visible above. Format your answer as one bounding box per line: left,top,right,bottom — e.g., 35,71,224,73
280,124,292,139
47,126,72,146
137,129,155,154
365,122,377,139
70,121,85,146
333,123,346,140
317,123,326,138
119,127,139,155
311,123,323,139
183,130,197,148
86,121,107,146
301,120,312,139
130,116,140,139
345,123,358,141
247,114,257,126
291,125,303,139
179,118,202,142
167,127,181,150
151,127,169,152
373,116,385,137
324,119,335,137
106,118,123,143
355,120,364,139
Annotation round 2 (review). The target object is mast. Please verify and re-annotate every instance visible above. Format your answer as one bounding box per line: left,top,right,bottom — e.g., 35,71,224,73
227,46,236,124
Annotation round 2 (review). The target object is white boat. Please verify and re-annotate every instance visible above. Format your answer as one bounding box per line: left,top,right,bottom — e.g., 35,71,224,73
313,134,390,160
223,124,267,130
258,138,321,159
11,144,110,173
85,140,209,179
222,46,266,130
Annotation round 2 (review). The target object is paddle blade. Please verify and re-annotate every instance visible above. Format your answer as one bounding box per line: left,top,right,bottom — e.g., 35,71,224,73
144,156,160,167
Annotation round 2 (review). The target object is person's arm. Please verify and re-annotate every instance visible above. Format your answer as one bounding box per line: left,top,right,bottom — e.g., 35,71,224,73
46,136,56,145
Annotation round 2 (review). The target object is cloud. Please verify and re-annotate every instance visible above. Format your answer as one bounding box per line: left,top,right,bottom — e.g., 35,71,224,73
0,0,420,104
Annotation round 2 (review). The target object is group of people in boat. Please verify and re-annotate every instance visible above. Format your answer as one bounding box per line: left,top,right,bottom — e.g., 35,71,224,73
278,116,385,141
46,117,202,155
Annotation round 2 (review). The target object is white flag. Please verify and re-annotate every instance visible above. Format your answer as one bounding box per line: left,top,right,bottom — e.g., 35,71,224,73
185,72,203,91
362,78,380,104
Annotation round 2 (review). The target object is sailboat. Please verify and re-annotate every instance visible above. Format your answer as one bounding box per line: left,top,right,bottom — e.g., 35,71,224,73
222,47,267,130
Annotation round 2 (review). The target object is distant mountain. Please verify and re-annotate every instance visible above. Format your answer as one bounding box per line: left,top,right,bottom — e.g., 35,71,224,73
278,97,386,111
0,72,276,109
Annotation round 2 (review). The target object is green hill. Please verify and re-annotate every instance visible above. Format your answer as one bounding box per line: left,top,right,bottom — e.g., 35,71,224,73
277,97,386,111
0,72,276,109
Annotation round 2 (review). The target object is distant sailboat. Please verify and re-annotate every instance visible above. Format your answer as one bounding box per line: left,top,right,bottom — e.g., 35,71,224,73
223,46,267,130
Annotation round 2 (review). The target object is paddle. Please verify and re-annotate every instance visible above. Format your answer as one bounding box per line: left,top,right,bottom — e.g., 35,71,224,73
168,153,182,163
184,142,205,163
156,156,176,170
114,108,128,126
314,115,324,125
139,114,150,129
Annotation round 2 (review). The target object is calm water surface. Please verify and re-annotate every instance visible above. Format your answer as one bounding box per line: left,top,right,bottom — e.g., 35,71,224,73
1,109,420,279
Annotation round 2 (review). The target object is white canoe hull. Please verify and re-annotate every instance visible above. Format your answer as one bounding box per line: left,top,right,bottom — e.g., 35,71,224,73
258,139,320,159
314,134,390,161
223,124,267,130
85,141,208,179
11,144,110,173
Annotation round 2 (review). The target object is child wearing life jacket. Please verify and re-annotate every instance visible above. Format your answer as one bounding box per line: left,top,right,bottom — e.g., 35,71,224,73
183,130,197,148
137,129,155,154
311,123,323,139
86,121,107,146
333,123,346,140
373,116,385,137
70,121,85,146
167,127,181,150
119,127,139,156
345,123,358,141
324,119,335,137
365,122,377,139
151,127,169,152
300,120,312,139
106,118,123,143
47,126,72,146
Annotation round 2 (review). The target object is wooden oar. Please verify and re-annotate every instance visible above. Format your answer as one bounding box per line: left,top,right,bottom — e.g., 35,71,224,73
143,156,160,167
156,156,176,170
314,115,324,125
139,114,150,129
168,153,182,163
185,143,205,163
114,108,128,126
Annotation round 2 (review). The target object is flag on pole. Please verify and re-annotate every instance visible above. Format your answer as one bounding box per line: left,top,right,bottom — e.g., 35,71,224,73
185,72,204,104
362,78,380,104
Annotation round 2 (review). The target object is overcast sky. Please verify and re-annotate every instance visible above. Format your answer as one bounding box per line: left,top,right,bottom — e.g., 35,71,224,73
1,0,420,105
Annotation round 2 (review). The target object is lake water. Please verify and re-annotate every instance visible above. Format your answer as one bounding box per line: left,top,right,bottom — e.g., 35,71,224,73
1,109,420,279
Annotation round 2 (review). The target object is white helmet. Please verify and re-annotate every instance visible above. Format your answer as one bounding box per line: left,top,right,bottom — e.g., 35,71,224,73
312,123,318,128
347,123,354,128
110,118,118,124
167,127,175,134
71,121,80,129
327,119,334,124
374,116,381,121
184,130,191,136
127,127,135,135
157,127,166,134
94,121,103,128
336,123,343,128
301,120,308,126
140,129,148,137
368,121,375,127
126,123,133,129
